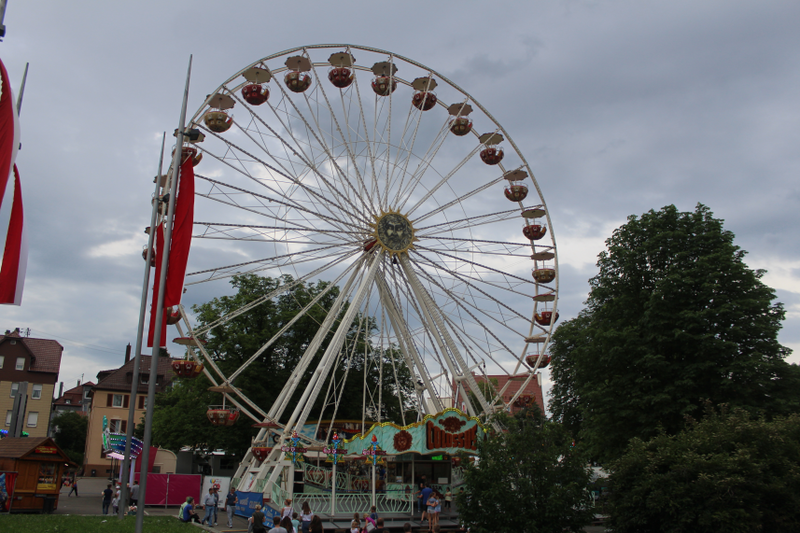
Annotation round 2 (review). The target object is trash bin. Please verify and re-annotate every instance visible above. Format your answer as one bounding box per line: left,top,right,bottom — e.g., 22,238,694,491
41,496,57,514
91,469,97,477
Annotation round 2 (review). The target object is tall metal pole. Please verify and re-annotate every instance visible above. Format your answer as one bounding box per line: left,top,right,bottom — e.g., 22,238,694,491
15,62,27,114
135,56,192,533
118,133,166,520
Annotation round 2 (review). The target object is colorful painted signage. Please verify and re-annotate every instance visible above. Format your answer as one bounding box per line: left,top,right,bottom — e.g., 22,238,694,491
339,408,485,456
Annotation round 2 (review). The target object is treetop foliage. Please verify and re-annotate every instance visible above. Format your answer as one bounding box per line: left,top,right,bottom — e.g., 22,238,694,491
550,204,798,463
609,405,800,533
456,409,594,533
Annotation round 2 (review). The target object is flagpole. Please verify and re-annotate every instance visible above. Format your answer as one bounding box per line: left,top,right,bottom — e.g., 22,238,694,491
15,62,27,114
119,132,166,520
135,55,192,533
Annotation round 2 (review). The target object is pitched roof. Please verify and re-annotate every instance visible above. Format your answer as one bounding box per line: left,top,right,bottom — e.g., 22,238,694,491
0,330,63,374
53,381,96,406
93,355,176,394
0,437,75,464
0,436,50,458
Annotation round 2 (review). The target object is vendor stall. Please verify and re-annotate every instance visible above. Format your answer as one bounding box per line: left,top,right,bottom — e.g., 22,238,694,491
0,437,73,512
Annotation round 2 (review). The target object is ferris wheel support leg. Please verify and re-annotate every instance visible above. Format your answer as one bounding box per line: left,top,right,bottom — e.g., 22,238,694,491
264,253,383,491
267,257,364,423
399,255,496,421
375,272,443,415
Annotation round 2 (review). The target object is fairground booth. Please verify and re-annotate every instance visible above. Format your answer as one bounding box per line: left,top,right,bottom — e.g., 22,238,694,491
232,409,485,520
0,437,73,513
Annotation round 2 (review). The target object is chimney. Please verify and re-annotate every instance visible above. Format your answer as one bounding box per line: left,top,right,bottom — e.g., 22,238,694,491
58,382,64,398
125,343,132,364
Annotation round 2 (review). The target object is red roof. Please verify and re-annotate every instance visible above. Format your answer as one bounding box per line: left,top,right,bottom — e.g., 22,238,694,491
93,355,176,394
0,330,63,374
53,381,95,406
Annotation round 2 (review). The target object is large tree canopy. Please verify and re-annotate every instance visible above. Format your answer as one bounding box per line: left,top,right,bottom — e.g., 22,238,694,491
608,406,800,533
550,204,798,463
456,409,593,533
151,274,415,456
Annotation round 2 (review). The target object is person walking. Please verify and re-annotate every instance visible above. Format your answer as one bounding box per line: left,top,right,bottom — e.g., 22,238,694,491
225,486,238,528
201,487,216,525
130,481,140,507
212,487,220,526
101,484,113,515
444,488,452,512
68,477,79,497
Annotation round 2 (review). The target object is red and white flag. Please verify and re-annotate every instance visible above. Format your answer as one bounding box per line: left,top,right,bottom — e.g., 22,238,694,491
147,157,194,347
0,57,26,305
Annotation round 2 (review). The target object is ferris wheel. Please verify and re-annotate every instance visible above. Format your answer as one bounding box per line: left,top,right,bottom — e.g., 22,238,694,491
163,44,558,475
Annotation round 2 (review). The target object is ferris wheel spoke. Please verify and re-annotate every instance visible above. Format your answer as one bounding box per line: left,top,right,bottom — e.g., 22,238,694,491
201,124,371,229
348,61,384,215
265,67,375,224
400,143,481,216
390,112,452,211
224,259,361,385
375,270,443,415
307,60,377,219
185,246,358,286
191,251,359,337
195,174,356,234
398,255,492,417
285,253,383,431
415,208,521,235
413,175,508,226
409,256,529,363
267,254,374,422
230,109,369,225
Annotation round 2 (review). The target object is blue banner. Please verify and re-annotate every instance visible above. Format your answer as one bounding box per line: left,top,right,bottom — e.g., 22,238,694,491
235,491,279,520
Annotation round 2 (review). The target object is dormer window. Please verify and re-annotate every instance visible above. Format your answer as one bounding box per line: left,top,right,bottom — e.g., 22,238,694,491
15,357,24,371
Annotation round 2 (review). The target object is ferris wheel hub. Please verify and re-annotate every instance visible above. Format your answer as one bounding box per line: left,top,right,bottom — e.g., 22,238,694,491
373,211,416,255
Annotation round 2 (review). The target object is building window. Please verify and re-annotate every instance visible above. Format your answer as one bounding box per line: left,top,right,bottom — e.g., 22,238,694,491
84,390,91,399
27,411,38,427
31,384,42,400
141,374,149,384
112,394,123,407
5,411,11,426
138,396,147,409
10,382,18,397
15,357,24,371
0,355,4,368
65,399,71,404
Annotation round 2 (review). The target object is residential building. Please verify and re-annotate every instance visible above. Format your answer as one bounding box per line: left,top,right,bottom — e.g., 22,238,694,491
0,329,63,438
83,352,175,477
52,381,95,415
455,373,545,415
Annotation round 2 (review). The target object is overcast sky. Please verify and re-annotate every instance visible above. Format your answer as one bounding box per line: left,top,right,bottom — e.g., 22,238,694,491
1,1,798,409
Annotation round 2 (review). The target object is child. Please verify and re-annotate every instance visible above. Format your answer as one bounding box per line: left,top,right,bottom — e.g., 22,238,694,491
292,511,301,533
350,513,360,533
111,490,120,515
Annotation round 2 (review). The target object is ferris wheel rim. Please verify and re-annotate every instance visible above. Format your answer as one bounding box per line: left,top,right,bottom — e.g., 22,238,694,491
167,44,559,435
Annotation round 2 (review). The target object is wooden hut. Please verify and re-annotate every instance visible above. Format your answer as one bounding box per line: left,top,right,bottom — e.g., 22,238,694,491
0,437,73,512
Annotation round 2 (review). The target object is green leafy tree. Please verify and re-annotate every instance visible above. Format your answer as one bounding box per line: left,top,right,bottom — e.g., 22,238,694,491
608,406,800,533
51,411,88,465
550,204,797,463
151,274,415,456
456,409,593,533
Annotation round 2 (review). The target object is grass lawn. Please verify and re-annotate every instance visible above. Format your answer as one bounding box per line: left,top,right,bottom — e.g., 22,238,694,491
1,514,197,532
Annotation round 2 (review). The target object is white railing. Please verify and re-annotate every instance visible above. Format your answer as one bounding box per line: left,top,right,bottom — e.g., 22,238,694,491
288,492,413,516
